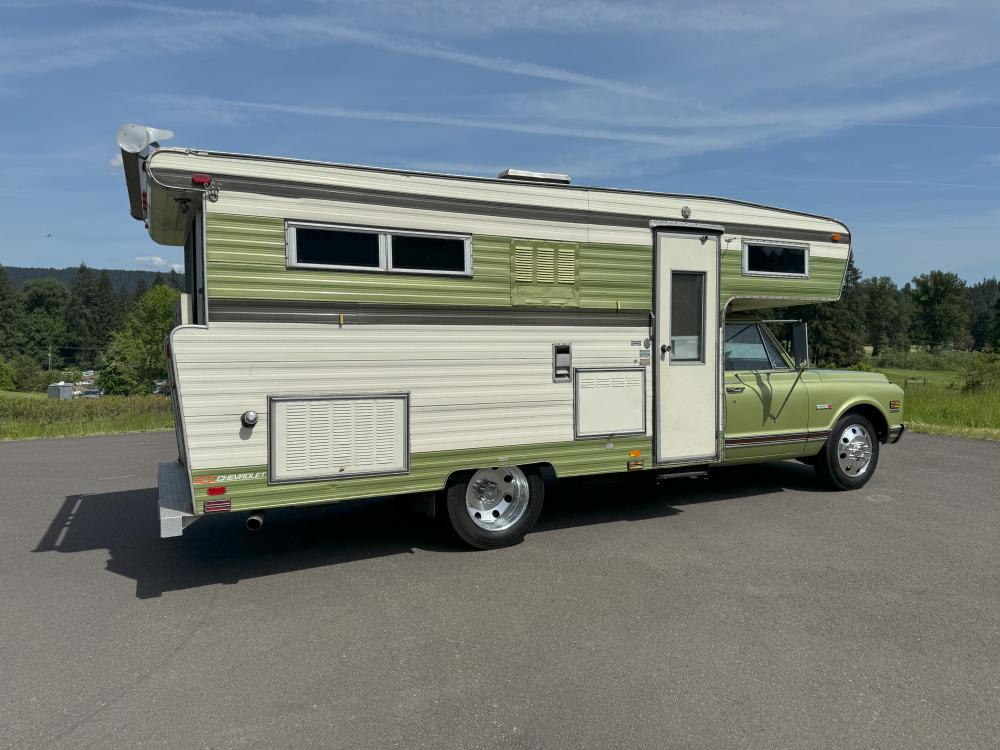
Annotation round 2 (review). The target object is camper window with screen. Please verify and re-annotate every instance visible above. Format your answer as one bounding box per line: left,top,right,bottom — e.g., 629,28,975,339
743,242,809,277
670,272,705,362
388,233,469,274
287,222,471,276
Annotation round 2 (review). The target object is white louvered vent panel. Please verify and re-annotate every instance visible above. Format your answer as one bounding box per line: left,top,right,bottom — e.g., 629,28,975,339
535,247,556,283
272,395,408,481
556,248,577,284
283,403,310,473
514,245,535,282
575,369,646,438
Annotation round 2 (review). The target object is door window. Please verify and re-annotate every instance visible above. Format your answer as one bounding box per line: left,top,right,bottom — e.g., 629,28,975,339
670,272,705,362
760,328,791,370
724,324,773,370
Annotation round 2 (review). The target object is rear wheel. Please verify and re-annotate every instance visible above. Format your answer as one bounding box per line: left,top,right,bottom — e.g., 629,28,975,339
444,466,544,549
814,414,880,490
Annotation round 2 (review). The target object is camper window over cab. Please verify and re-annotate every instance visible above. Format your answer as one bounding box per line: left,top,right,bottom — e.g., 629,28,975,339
742,241,809,278
286,221,472,276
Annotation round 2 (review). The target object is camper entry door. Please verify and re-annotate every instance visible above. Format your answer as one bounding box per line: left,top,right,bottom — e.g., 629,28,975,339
653,228,720,464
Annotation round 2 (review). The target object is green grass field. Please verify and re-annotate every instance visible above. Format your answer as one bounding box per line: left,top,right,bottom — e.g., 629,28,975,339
874,368,1000,441
0,391,174,440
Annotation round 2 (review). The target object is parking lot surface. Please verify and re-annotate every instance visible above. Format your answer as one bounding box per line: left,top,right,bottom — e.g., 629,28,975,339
1,431,998,749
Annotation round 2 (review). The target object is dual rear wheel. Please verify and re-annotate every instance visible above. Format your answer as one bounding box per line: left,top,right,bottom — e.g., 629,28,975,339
443,465,545,549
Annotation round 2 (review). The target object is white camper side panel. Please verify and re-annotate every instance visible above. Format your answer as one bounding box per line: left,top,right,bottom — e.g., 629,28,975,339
170,322,652,471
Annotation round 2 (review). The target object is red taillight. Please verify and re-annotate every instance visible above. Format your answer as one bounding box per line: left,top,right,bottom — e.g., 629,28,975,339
191,173,212,186
206,485,226,496
140,190,148,212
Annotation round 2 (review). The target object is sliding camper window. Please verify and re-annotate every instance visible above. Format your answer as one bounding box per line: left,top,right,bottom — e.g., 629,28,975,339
742,241,809,277
286,222,471,276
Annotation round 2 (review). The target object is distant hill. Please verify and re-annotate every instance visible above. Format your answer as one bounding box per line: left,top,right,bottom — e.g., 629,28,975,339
2,266,174,293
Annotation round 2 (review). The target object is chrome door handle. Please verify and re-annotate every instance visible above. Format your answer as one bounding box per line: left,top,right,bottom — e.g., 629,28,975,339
726,385,745,393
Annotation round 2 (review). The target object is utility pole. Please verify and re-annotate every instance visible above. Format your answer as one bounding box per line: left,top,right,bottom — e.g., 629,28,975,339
47,346,52,372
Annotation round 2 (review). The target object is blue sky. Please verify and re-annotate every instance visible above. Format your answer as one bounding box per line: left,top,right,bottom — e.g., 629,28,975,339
1,0,998,284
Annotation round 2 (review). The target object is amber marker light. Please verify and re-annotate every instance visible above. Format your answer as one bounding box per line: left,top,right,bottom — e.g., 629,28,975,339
830,233,842,242
629,450,642,457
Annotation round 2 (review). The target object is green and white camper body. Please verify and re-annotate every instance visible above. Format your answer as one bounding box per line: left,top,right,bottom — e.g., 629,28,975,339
117,127,903,540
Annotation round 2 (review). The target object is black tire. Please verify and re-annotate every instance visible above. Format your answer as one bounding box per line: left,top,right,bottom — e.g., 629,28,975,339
814,413,880,490
444,466,545,549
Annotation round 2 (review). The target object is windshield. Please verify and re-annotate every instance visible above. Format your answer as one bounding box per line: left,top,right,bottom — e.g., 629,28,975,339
724,324,791,371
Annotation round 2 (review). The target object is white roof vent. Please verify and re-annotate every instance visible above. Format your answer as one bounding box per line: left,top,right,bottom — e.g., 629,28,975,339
497,168,571,185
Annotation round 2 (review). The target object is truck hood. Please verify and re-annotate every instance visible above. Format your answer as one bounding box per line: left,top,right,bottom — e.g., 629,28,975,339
812,368,889,383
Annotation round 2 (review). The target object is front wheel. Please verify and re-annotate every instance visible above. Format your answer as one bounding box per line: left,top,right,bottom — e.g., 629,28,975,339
443,465,544,549
814,414,880,490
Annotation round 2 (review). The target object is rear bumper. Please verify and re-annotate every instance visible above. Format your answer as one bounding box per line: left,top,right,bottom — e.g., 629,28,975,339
887,424,905,444
158,461,198,538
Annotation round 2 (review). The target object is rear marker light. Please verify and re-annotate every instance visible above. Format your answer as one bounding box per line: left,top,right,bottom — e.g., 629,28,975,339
191,173,213,186
203,499,231,513
206,485,227,496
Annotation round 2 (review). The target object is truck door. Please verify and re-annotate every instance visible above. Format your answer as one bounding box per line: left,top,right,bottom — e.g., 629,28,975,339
722,322,810,457
654,226,721,464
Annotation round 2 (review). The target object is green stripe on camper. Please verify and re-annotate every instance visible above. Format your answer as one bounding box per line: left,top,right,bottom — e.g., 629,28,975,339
203,213,846,312
718,250,846,303
191,436,653,514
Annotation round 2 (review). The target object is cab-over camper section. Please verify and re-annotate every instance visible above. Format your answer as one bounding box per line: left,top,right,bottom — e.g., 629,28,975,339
119,125,900,548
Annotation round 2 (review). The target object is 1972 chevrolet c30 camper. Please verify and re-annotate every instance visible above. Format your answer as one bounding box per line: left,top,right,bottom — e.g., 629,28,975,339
117,123,904,549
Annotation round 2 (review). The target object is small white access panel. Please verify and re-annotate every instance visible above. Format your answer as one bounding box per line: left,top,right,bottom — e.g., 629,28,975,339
575,368,646,438
270,394,409,482
654,228,720,463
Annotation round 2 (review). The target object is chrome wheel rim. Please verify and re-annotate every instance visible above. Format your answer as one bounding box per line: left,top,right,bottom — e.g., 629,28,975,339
837,423,873,477
465,466,529,532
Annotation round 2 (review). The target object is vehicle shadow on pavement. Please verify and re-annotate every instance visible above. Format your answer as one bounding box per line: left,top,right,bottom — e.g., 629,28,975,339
540,459,823,531
35,461,822,599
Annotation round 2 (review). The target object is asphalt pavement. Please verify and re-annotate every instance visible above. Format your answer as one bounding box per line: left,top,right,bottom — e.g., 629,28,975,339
1,431,998,749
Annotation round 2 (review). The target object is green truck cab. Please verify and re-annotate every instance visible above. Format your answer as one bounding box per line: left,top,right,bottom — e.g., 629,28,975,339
722,321,904,489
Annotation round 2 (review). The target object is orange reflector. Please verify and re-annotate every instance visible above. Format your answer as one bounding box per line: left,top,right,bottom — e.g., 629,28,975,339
629,449,641,457
206,485,227,496
831,233,842,242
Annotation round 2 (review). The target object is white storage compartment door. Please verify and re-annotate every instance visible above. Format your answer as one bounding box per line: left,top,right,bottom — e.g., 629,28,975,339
574,368,647,438
270,394,409,482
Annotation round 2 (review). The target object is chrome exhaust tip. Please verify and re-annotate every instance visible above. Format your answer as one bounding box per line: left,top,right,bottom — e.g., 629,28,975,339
245,512,264,531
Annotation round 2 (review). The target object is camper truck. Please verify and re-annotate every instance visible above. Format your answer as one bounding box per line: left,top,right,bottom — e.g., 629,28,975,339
117,124,904,549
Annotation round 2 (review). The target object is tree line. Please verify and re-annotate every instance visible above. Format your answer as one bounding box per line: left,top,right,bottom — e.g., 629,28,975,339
0,263,182,392
768,260,999,368
1,259,998,394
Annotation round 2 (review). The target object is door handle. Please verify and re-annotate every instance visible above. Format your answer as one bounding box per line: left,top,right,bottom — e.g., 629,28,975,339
726,385,745,393
660,344,671,354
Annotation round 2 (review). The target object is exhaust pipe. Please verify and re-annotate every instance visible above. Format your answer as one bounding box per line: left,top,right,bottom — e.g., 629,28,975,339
245,512,264,531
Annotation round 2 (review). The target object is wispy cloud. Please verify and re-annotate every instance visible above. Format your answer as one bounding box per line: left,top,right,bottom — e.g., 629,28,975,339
150,94,781,156
0,3,668,100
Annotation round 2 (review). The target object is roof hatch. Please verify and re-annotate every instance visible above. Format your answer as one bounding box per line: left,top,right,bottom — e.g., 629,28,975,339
497,168,570,185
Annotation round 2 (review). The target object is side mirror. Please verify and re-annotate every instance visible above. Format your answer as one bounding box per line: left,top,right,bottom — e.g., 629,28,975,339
792,321,810,370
